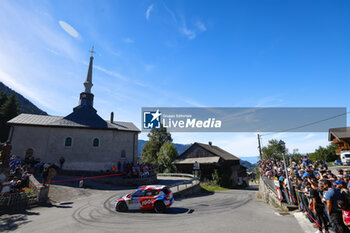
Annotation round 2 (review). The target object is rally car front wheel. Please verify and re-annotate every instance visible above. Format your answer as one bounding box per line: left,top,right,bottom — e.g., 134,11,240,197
154,201,166,213
116,201,128,212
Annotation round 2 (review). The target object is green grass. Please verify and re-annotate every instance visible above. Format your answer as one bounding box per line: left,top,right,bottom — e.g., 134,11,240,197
200,182,231,193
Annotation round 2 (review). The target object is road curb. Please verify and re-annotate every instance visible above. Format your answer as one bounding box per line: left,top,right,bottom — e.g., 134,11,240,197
294,212,316,233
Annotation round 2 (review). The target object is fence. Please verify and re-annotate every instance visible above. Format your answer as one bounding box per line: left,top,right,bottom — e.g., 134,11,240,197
0,175,48,213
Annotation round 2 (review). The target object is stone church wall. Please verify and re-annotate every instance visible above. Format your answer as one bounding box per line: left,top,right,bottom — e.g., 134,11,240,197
10,125,138,171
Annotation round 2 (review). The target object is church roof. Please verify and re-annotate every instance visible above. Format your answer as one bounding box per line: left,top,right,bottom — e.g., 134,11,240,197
8,113,140,132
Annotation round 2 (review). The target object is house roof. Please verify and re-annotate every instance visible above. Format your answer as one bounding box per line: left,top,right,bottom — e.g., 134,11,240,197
195,142,240,161
8,113,140,132
328,127,350,141
173,142,240,164
173,156,220,164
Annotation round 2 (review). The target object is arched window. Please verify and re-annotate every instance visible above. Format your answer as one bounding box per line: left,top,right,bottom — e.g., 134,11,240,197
65,137,72,147
121,150,126,158
93,138,99,147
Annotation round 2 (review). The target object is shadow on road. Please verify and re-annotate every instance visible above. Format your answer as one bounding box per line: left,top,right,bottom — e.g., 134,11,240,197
174,189,214,201
119,207,190,215
0,209,39,232
41,202,73,209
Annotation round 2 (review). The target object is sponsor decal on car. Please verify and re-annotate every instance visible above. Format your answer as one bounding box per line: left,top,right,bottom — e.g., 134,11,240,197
141,199,152,206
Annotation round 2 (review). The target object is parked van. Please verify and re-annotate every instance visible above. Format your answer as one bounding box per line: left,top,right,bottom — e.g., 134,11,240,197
340,150,350,165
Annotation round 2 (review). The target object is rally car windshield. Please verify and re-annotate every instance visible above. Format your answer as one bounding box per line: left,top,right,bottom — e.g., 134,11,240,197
131,189,145,197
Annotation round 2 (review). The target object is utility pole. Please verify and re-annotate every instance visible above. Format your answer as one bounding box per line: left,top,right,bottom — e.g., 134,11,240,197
257,134,262,160
278,140,292,205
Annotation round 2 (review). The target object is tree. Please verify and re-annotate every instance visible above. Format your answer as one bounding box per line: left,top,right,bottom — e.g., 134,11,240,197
309,143,338,162
261,139,288,160
156,142,178,173
0,94,19,142
0,92,8,106
290,148,302,162
140,125,172,164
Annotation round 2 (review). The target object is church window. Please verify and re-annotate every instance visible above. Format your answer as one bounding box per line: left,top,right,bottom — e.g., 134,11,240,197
65,137,72,147
121,150,126,158
93,138,99,147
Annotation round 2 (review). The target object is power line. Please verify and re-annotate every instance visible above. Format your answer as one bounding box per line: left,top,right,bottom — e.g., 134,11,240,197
261,111,350,136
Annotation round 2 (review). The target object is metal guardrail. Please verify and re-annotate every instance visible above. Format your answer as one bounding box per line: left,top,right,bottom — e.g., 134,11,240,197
157,173,194,178
157,173,199,193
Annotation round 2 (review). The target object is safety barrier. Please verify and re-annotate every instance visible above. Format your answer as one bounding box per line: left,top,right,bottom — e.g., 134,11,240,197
158,173,201,198
157,173,195,178
0,175,48,213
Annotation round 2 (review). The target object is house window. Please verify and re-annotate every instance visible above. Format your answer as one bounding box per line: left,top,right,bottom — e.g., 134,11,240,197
93,138,99,147
121,150,126,158
65,137,72,147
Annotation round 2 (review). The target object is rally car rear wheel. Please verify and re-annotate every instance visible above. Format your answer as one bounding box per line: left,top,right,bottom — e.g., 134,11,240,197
116,201,128,212
154,201,166,213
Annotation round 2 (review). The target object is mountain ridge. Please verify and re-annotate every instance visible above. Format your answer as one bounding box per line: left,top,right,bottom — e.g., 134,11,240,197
0,82,47,115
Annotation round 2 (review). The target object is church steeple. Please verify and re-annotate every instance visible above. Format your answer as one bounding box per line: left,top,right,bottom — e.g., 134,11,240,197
83,46,95,93
78,46,96,108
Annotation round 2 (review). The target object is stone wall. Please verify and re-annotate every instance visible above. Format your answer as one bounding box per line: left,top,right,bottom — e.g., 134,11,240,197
258,176,287,211
172,181,201,198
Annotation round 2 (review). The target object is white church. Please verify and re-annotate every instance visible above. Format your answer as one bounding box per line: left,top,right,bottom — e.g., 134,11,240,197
7,51,140,171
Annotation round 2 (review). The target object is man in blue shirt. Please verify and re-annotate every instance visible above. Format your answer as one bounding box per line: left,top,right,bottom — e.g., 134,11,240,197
321,180,347,233
303,156,310,167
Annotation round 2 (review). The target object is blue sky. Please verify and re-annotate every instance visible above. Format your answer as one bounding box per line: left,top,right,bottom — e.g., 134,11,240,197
1,0,349,161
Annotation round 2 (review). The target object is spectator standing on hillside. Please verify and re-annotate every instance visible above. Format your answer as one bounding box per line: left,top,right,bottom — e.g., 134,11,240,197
59,156,65,169
322,180,347,233
117,161,121,173
42,164,49,185
337,200,350,232
309,178,328,233
1,141,12,168
302,156,310,168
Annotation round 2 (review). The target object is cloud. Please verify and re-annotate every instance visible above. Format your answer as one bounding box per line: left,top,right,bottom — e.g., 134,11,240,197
195,21,207,32
305,133,316,139
93,64,147,88
59,20,79,38
145,64,155,71
94,65,128,81
255,95,284,107
122,38,134,43
146,4,154,20
181,25,196,40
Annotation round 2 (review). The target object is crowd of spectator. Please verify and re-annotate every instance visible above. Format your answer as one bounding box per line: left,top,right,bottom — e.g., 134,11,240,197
111,162,155,178
259,157,350,233
0,155,32,197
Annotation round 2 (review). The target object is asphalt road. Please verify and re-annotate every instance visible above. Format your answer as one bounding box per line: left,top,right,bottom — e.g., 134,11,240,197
0,182,304,233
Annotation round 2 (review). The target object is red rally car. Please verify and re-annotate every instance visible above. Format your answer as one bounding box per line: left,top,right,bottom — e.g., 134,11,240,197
115,185,174,213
